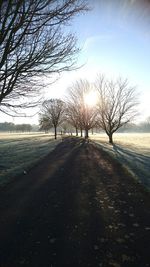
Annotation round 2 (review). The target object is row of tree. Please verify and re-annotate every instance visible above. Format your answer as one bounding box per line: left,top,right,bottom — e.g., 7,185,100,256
0,122,38,132
39,75,139,144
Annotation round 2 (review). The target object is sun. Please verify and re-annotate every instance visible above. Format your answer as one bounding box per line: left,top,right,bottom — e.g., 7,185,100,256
84,91,97,107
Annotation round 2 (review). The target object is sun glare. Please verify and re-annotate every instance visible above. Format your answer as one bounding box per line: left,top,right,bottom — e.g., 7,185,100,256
84,91,97,107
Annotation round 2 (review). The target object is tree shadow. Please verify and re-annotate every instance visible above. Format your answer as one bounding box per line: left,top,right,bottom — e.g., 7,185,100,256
0,138,150,267
113,144,150,188
0,138,105,267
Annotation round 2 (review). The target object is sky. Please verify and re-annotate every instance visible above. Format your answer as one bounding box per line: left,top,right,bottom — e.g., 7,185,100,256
1,0,150,124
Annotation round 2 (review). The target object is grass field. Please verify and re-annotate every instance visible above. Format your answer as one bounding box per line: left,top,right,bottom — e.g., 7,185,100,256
0,132,150,189
0,132,61,186
91,133,150,189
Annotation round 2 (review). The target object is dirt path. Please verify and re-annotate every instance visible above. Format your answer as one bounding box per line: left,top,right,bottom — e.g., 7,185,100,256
0,137,150,267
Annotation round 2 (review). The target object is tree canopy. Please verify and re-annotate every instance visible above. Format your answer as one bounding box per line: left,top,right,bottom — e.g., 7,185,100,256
66,79,97,138
96,75,139,143
39,75,139,142
40,98,65,139
0,0,87,115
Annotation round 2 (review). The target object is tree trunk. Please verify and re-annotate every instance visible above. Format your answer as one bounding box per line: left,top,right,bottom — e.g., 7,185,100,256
108,133,113,144
75,127,78,136
80,128,83,137
91,128,94,135
85,129,89,138
54,126,57,139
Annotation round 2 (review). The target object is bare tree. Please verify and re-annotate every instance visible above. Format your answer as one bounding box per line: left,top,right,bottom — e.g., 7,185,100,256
40,99,65,139
66,80,83,136
66,79,97,138
96,75,139,144
0,0,88,114
66,104,80,136
39,116,53,133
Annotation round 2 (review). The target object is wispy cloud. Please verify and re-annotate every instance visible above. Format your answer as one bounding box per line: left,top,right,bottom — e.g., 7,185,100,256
83,34,114,51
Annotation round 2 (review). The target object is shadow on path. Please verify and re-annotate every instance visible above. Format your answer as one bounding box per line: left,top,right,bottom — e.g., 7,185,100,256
113,144,150,188
0,138,150,267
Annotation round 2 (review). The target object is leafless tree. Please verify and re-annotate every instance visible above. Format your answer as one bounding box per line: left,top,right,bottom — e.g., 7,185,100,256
40,99,65,139
96,75,139,144
0,0,88,115
66,79,97,138
66,103,81,136
39,116,53,133
61,121,74,135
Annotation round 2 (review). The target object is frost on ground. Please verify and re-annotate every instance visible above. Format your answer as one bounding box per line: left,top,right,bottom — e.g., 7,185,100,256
91,133,150,189
0,132,60,185
0,138,149,267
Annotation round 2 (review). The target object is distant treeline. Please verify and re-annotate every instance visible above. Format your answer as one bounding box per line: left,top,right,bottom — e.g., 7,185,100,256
0,119,150,133
117,120,150,133
0,122,39,132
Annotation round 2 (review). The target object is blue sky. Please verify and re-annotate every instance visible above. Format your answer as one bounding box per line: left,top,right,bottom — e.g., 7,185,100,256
71,0,150,121
1,0,150,124
74,0,150,84
45,0,150,122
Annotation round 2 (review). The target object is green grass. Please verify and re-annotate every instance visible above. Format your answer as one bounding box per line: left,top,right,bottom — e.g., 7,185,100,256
0,132,61,186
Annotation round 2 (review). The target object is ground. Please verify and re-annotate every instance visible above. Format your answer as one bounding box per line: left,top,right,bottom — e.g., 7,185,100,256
0,137,150,267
